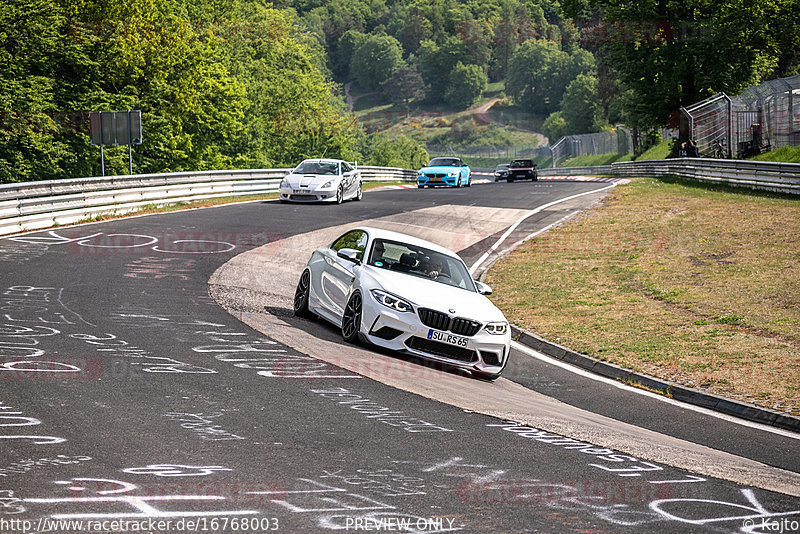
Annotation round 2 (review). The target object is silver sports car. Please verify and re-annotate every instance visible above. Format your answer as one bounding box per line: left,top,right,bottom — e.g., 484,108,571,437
293,227,511,380
278,159,362,203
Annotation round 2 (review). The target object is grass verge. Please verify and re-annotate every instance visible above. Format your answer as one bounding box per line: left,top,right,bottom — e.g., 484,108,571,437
486,176,800,415
750,145,800,163
561,153,633,167
636,139,673,160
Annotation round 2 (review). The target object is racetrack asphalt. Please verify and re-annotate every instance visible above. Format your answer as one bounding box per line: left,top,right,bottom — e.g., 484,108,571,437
1,180,798,533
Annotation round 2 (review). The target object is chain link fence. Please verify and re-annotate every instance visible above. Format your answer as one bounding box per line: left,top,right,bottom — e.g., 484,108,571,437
549,128,633,167
681,75,800,159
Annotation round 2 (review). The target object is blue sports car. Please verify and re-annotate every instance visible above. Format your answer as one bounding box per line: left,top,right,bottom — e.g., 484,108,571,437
417,157,471,188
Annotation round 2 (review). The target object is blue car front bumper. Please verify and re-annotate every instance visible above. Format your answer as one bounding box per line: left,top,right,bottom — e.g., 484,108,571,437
417,173,458,187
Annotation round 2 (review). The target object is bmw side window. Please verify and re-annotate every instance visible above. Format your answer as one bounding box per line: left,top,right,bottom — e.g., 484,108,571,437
332,231,367,260
354,233,368,259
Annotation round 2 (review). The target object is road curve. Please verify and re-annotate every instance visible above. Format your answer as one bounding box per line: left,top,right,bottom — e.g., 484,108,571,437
2,181,798,533
208,198,800,497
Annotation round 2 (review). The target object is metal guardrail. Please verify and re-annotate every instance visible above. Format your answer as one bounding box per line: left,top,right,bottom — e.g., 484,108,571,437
539,158,800,195
0,166,417,236
2,159,795,237
538,165,615,176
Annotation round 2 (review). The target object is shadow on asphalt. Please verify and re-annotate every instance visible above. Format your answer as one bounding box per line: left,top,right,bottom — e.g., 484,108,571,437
263,304,480,381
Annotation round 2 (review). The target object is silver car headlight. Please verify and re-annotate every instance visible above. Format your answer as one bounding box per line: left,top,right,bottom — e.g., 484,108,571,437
321,179,334,188
280,178,289,188
484,321,508,335
371,289,414,313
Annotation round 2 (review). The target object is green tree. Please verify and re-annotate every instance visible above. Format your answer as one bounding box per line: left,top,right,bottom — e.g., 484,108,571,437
444,62,487,108
381,65,427,108
362,133,428,168
349,34,405,91
209,2,359,165
416,36,474,103
333,30,369,78
391,5,432,55
0,0,362,182
560,74,606,134
506,40,595,115
542,111,568,142
0,0,96,182
593,0,795,128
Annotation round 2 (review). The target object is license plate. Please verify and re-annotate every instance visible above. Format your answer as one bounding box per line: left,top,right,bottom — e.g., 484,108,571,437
428,329,468,347
293,189,310,194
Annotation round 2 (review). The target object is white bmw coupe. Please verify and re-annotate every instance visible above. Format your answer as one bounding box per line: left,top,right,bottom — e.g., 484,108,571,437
278,158,362,204
293,227,511,380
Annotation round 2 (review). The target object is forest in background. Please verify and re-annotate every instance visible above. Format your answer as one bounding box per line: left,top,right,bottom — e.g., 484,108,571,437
1,0,797,182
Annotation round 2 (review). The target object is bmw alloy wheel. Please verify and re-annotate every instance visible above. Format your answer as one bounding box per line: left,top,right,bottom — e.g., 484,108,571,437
341,292,362,343
293,270,312,318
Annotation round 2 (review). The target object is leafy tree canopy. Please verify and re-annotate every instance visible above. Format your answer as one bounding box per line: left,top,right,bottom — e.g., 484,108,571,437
349,33,405,91
560,73,606,134
506,39,594,114
381,65,427,108
0,0,360,182
445,63,488,108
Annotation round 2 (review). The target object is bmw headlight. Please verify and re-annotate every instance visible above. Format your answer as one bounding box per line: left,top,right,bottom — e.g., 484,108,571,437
447,171,458,177
484,321,508,335
371,290,414,313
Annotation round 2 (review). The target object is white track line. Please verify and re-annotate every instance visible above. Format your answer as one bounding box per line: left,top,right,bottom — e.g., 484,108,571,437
469,184,617,274
513,340,800,440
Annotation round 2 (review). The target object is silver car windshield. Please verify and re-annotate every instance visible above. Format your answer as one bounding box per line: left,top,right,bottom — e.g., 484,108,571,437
367,239,476,292
295,161,339,175
428,158,461,167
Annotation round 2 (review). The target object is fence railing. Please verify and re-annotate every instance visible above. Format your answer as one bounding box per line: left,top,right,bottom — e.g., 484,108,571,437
0,166,417,236
539,158,800,194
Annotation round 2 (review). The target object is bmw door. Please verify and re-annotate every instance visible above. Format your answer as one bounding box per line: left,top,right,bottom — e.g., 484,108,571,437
317,230,367,318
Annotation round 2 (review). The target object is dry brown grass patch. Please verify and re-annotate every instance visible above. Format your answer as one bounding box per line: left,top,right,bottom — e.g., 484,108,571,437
487,177,800,415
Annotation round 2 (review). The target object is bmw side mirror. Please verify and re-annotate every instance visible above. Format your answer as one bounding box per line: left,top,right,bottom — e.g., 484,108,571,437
337,248,362,264
475,281,492,295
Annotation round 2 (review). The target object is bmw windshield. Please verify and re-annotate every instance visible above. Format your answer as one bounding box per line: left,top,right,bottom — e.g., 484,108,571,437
427,158,461,167
367,239,476,292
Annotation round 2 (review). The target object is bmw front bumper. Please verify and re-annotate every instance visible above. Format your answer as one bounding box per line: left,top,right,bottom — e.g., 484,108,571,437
417,174,459,187
361,296,510,376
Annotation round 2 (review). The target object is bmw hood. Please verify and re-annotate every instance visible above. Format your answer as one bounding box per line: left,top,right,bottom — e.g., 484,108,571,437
419,166,460,174
283,174,337,188
365,267,505,323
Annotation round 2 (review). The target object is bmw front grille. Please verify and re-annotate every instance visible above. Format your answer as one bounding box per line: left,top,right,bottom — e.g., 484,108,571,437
417,308,482,337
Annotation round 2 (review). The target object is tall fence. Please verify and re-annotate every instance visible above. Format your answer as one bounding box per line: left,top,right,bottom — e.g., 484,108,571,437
549,128,633,167
681,75,800,159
